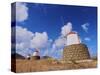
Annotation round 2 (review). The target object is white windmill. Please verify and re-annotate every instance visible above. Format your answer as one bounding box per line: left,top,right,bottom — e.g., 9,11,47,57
32,48,40,56
60,16,81,46
66,31,81,46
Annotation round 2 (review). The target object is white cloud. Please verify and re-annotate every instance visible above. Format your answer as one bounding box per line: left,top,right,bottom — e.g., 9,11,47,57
16,26,34,43
84,37,91,41
52,37,66,50
31,32,48,49
52,22,73,50
16,26,34,56
15,26,50,57
61,22,72,36
42,39,53,56
51,22,73,55
50,47,63,59
16,2,28,22
81,23,89,32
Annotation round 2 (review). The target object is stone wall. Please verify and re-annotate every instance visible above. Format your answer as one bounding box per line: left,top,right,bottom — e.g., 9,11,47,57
63,44,90,61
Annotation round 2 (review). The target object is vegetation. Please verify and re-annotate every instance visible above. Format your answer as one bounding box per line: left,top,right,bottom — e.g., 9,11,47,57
14,58,97,73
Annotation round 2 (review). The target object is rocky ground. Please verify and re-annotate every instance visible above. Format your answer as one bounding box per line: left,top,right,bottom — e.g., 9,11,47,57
13,58,97,73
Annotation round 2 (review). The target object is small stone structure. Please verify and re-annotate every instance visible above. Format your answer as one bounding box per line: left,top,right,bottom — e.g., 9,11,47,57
63,44,90,61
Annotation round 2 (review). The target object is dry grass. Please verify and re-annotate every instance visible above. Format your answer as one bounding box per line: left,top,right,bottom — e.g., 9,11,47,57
14,59,97,73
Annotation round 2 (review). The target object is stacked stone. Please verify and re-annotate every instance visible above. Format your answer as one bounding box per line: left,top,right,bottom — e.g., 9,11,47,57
63,43,90,61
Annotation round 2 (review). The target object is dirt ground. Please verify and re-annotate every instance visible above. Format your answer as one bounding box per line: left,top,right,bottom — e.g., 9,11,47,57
12,58,97,73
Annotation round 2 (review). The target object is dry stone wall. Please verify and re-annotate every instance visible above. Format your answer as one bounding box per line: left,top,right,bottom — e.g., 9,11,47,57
63,44,90,61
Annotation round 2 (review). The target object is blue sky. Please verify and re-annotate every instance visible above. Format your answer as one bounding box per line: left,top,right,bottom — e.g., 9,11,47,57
12,2,97,59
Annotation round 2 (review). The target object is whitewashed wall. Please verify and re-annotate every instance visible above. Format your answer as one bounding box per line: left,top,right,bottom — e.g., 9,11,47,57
67,33,81,46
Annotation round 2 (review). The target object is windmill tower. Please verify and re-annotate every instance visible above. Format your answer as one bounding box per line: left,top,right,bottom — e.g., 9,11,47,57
63,31,90,61
66,32,81,46
31,48,40,60
32,50,39,56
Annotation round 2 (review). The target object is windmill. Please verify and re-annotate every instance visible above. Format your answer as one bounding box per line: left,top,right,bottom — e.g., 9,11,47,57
31,48,40,60
32,48,40,56
66,31,81,46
